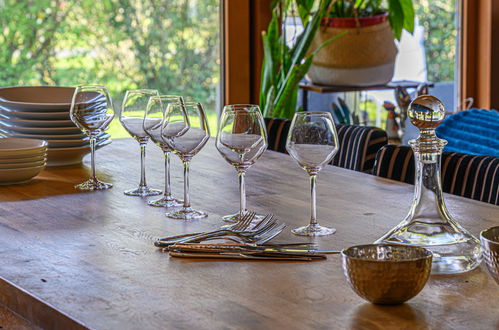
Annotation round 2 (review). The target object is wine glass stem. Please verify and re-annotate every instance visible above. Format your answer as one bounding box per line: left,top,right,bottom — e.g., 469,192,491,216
90,137,97,180
139,143,147,188
164,151,172,197
183,160,191,208
238,169,247,219
309,174,318,226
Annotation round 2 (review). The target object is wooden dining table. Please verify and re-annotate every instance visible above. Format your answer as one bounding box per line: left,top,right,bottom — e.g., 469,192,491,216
0,138,497,329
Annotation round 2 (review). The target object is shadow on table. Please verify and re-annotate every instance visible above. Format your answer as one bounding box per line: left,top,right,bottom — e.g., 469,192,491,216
349,303,427,329
0,164,115,201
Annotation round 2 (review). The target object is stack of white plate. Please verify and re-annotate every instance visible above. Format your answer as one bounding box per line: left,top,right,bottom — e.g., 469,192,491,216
0,138,47,185
0,86,111,166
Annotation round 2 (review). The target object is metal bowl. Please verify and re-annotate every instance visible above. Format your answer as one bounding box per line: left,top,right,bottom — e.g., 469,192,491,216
480,226,499,285
341,244,432,304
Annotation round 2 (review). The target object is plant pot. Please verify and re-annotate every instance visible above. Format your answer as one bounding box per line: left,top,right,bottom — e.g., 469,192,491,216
307,13,398,86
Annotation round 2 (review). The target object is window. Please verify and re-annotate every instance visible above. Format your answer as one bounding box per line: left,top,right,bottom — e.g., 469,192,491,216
0,0,222,134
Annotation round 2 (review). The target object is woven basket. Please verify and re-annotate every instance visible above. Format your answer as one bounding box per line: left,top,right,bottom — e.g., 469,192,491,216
312,20,397,69
307,16,398,86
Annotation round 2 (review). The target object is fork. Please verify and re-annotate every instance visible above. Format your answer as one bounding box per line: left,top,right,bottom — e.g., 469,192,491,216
155,213,276,247
164,222,286,248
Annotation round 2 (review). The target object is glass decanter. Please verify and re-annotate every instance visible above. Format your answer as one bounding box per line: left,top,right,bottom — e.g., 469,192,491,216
375,95,482,274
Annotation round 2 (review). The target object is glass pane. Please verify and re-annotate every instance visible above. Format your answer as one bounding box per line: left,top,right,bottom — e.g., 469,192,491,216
0,0,221,136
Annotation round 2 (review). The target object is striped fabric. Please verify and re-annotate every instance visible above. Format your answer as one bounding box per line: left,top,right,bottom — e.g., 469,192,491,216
264,117,388,173
373,145,499,205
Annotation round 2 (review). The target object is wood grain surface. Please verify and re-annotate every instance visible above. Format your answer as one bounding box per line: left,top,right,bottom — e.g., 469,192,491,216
0,138,497,330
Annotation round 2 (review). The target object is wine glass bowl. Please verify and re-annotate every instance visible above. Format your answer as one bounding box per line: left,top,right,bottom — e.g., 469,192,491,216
69,85,115,191
143,95,184,208
162,102,209,220
286,111,339,236
216,104,268,223
120,89,162,197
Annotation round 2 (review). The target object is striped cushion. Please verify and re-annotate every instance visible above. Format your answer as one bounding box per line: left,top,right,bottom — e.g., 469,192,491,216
332,125,388,173
373,145,499,205
264,118,388,173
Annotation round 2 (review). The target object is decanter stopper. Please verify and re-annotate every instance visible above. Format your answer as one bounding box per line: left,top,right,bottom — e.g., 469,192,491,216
376,95,482,275
407,95,447,156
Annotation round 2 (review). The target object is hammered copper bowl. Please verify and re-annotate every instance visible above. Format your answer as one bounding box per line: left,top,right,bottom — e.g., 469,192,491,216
480,226,499,285
341,244,432,304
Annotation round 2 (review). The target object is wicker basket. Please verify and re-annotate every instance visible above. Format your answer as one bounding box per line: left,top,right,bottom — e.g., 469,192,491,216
307,15,398,86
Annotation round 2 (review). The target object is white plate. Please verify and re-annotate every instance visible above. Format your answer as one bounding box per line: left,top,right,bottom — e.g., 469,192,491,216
0,108,70,120
0,164,45,185
0,117,75,128
0,154,46,164
47,139,90,148
0,124,81,135
0,138,47,158
0,159,45,169
0,86,105,111
0,131,109,141
47,139,112,166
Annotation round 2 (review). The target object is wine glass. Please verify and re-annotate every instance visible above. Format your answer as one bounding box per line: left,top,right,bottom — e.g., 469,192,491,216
120,89,162,197
162,102,209,220
215,104,268,223
143,95,185,208
286,111,339,236
70,85,115,191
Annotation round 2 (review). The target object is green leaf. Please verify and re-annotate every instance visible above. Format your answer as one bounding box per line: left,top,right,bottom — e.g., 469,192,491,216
296,0,314,25
387,0,404,40
399,0,415,34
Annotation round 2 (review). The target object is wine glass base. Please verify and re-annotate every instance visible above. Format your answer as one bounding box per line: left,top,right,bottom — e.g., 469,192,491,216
75,178,113,191
124,186,162,197
292,224,336,237
166,208,208,220
222,211,266,223
148,196,183,208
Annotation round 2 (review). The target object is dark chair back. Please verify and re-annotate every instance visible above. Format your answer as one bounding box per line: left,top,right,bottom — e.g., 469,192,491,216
264,117,388,173
373,145,499,205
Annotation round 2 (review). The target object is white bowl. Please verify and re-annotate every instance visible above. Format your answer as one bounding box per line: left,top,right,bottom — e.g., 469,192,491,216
0,164,45,185
0,138,47,158
0,117,75,128
0,159,46,169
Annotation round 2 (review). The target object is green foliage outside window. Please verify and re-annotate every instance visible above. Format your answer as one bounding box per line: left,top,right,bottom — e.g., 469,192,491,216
414,0,456,83
0,0,220,109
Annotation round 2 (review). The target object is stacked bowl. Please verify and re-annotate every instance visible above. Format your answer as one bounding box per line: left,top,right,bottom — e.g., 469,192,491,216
0,86,111,166
0,138,47,185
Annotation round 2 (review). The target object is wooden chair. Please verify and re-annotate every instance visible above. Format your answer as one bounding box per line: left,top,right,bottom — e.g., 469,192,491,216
373,144,499,205
264,117,388,174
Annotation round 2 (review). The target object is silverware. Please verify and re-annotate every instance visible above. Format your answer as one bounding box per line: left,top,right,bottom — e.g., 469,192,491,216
167,242,339,257
154,212,257,247
169,251,323,261
156,213,279,247
480,226,499,285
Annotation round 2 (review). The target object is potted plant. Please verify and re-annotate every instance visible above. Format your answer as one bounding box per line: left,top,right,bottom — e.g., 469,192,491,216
307,0,415,86
260,0,344,119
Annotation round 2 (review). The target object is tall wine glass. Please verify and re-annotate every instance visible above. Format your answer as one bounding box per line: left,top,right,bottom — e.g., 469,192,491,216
120,89,162,197
286,111,339,236
70,85,115,191
162,102,210,220
215,105,268,223
143,95,185,208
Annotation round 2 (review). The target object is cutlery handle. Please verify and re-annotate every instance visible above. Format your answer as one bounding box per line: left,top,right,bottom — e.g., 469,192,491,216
169,251,314,261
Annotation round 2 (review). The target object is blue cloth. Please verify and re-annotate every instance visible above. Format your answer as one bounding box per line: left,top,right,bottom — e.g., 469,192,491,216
436,108,499,157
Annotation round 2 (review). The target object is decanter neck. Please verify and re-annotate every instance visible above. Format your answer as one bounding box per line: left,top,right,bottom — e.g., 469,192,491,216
407,133,452,223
